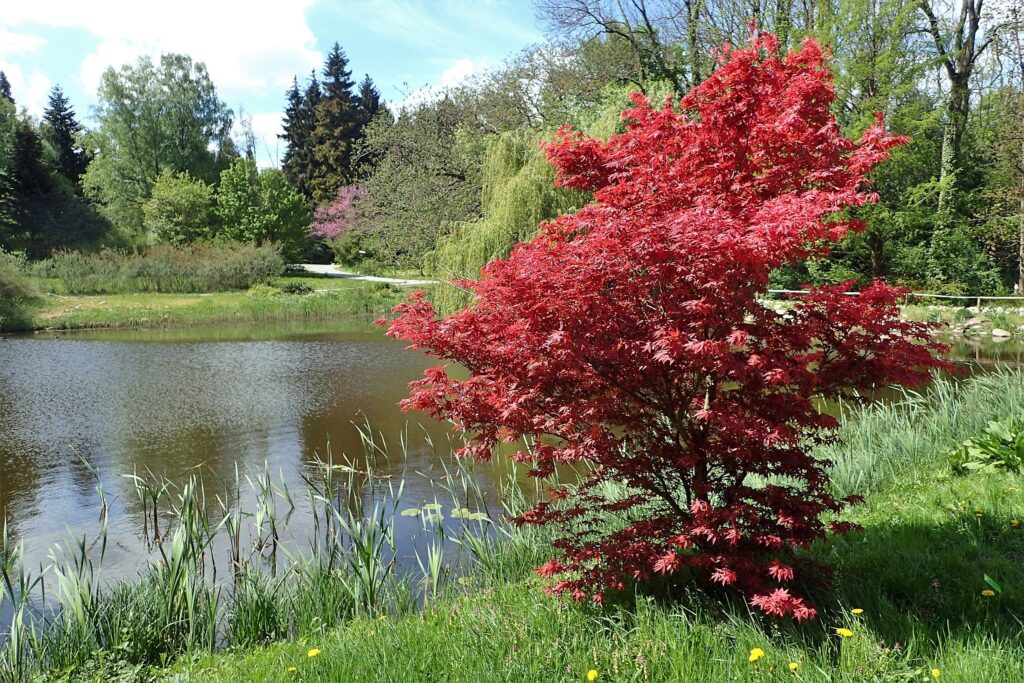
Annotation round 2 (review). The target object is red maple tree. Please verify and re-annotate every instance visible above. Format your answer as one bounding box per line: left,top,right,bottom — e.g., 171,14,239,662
384,32,950,620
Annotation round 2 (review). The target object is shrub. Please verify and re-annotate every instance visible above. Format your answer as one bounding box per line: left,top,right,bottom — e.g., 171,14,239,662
385,33,950,620
37,242,284,294
143,170,216,243
311,185,365,240
330,230,371,268
280,281,313,296
216,159,311,261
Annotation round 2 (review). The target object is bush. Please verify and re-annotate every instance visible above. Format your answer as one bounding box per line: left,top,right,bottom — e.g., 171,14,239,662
0,250,37,329
279,281,313,295
951,417,1024,474
36,242,284,294
330,230,371,267
143,170,216,243
216,160,311,261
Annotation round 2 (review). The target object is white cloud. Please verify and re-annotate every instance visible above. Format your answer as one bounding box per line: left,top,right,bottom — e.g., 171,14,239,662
0,28,46,57
0,62,51,116
394,57,491,112
2,0,322,99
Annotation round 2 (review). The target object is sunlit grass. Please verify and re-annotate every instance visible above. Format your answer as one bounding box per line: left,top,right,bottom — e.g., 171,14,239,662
12,278,414,332
4,373,1024,681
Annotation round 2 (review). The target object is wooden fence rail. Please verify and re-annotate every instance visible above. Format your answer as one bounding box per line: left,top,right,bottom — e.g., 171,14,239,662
765,289,1024,308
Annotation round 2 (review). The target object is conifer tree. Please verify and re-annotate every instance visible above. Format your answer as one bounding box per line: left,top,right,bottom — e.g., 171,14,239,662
280,77,306,192
42,85,89,188
356,74,382,126
281,72,321,200
0,72,12,105
310,42,358,202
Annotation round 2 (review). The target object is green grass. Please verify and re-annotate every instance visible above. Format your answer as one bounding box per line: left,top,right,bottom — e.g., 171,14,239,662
162,478,1024,683
8,277,414,332
11,373,1024,682
152,373,1024,683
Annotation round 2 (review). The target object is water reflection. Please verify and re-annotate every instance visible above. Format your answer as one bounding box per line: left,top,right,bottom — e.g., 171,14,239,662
0,320,512,580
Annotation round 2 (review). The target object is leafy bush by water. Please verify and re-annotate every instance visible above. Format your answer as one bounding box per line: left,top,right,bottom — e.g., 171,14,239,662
35,242,284,294
951,416,1024,474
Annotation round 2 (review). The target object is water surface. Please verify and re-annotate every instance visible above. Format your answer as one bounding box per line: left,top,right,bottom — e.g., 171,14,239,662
0,321,1017,581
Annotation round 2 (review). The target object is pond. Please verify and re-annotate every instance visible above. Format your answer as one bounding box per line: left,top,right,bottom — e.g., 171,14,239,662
0,319,525,586
0,320,1019,584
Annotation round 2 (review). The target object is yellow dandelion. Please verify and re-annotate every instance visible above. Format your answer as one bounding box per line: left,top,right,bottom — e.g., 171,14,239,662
307,648,322,658
981,589,996,597
931,669,941,678
749,648,766,662
789,661,800,671
587,670,599,681
287,667,297,673
851,608,863,615
835,628,854,638
1012,519,1020,528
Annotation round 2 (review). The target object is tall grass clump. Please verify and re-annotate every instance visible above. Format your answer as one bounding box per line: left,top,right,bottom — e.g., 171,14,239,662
825,367,1024,496
0,250,38,331
35,242,284,294
0,428,544,680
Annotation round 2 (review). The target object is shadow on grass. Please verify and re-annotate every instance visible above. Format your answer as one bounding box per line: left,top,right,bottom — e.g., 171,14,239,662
596,503,1024,657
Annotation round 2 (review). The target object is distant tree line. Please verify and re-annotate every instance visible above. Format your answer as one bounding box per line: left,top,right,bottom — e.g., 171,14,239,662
0,42,383,263
7,3,1024,296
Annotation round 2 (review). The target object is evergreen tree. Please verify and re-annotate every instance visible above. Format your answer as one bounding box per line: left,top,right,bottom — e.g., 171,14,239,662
42,85,89,188
355,74,381,126
12,124,53,201
310,43,358,202
281,72,321,200
0,72,12,105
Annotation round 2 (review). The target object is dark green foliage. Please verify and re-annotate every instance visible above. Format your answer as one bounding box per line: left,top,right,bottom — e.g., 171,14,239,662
35,242,284,294
42,85,89,187
11,124,53,198
310,43,359,202
0,250,37,330
280,74,321,200
0,71,11,104
282,48,382,203
279,280,313,295
330,229,371,267
355,75,382,127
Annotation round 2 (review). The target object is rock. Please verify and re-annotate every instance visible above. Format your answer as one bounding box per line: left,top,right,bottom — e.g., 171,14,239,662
992,328,1012,338
963,317,986,328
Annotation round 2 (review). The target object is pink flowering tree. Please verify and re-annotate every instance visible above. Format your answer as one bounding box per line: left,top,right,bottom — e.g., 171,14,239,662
310,185,366,240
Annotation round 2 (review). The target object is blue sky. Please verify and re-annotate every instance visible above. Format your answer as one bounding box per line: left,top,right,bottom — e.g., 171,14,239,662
0,1,543,166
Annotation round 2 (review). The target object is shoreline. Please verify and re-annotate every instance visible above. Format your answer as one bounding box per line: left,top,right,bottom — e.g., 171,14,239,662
3,277,418,334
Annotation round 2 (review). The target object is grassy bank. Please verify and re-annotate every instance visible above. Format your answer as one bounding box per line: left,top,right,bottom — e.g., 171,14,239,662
0,370,1005,682
166,375,1024,682
5,276,413,332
